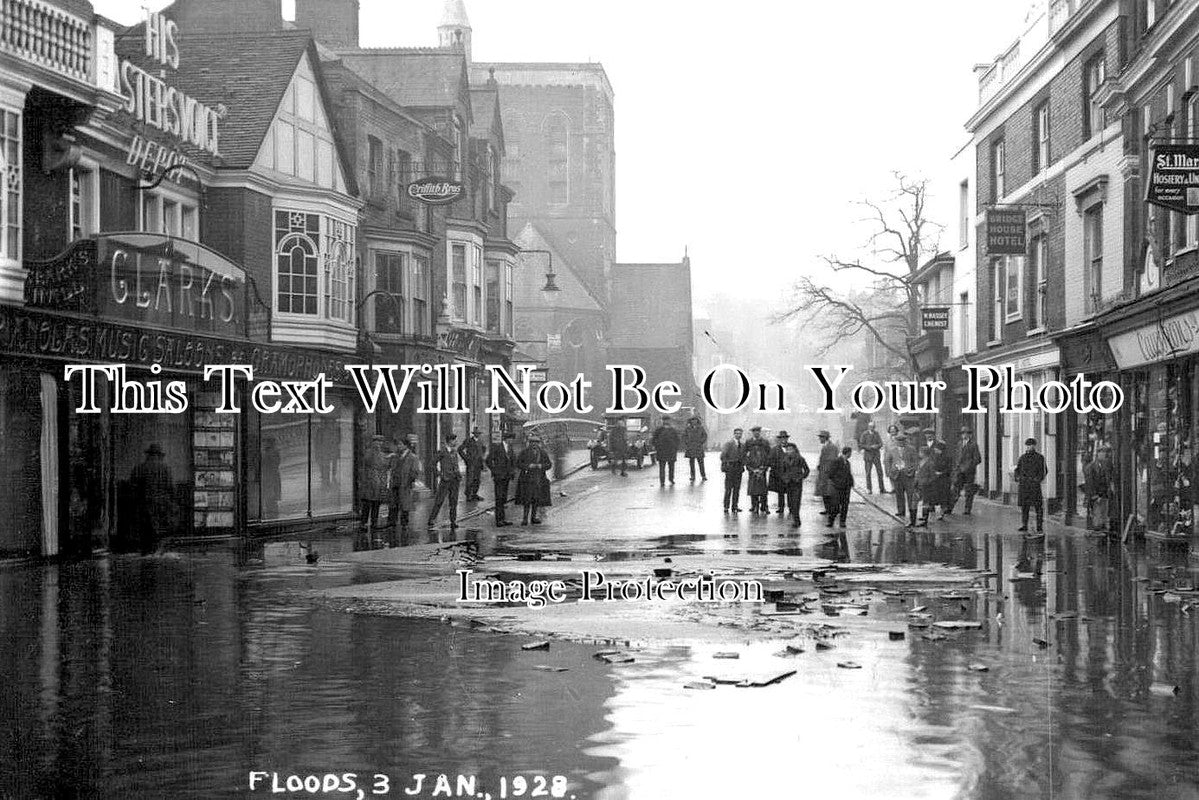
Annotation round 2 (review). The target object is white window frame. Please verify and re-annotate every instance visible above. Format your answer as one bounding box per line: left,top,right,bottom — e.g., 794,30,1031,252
0,105,20,266
1035,103,1050,174
504,261,514,338
1028,234,1047,331
992,139,1005,201
470,245,483,327
992,259,1005,342
1004,254,1023,323
68,160,99,241
1084,202,1104,313
412,252,430,336
138,182,199,240
372,247,410,333
958,180,969,249
1086,56,1106,138
958,291,970,354
273,206,358,325
450,241,467,321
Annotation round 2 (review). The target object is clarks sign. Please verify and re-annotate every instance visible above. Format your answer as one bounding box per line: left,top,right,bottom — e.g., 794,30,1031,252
408,178,463,205
24,234,248,334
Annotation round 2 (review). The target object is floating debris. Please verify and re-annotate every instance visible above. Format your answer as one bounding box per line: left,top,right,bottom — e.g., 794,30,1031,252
599,653,636,664
888,631,906,641
738,670,798,687
533,665,569,672
713,652,740,660
933,620,983,630
1033,638,1050,649
837,661,862,670
921,632,949,642
911,605,928,613
814,640,836,651
967,663,990,672
521,641,551,651
1149,683,1181,697
969,704,1017,714
684,681,717,690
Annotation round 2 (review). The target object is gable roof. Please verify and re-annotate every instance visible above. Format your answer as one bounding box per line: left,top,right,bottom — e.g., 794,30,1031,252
512,223,603,314
120,28,358,193
335,49,471,116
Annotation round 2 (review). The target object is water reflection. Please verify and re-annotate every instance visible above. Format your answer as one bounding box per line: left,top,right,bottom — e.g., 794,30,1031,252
0,551,618,799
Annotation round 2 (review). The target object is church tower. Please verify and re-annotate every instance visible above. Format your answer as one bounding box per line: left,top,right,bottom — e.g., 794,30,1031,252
438,0,472,62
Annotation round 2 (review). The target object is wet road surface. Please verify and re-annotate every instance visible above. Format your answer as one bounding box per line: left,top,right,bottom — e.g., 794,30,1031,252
3,454,1199,799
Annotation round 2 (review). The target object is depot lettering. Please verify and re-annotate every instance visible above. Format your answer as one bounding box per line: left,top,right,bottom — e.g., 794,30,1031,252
119,10,221,156
109,248,238,325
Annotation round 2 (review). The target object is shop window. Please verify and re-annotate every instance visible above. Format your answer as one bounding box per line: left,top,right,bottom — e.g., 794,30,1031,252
486,259,501,333
451,243,467,320
112,409,193,545
247,403,354,522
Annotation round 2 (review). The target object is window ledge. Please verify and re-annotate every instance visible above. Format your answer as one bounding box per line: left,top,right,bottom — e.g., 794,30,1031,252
986,339,1003,348
1173,246,1198,259
1026,327,1047,337
1005,314,1023,324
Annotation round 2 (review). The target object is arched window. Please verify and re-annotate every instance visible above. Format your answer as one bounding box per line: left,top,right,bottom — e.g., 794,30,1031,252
277,233,319,315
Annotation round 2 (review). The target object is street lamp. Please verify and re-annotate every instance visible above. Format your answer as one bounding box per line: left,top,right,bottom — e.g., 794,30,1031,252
521,248,559,292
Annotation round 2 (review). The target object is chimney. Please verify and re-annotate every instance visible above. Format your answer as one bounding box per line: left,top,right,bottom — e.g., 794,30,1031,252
295,0,360,49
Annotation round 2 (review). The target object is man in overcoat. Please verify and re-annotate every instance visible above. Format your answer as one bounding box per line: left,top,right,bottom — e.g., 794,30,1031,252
683,417,708,482
485,430,518,528
386,436,421,545
1015,437,1048,533
652,418,681,487
427,432,462,531
773,436,810,528
458,427,486,502
815,430,840,516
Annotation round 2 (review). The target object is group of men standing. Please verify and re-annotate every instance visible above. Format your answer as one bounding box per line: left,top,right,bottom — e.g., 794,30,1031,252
717,427,855,528
358,426,558,547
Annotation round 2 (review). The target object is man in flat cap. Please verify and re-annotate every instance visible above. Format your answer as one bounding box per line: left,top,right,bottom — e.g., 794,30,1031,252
885,430,920,527
948,425,982,516
815,430,839,517
1014,437,1048,533
485,430,518,528
427,431,462,531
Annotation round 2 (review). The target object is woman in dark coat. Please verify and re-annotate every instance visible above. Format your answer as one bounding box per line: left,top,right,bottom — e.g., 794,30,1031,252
515,437,553,525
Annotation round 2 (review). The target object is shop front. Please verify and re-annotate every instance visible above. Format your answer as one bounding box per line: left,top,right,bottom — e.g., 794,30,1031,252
1102,285,1199,538
6,233,356,557
1055,324,1118,529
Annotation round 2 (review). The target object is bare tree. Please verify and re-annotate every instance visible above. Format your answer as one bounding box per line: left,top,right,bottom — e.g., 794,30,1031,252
778,172,943,379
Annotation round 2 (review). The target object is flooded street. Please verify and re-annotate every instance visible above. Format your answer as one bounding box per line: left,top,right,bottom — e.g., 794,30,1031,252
3,468,1199,799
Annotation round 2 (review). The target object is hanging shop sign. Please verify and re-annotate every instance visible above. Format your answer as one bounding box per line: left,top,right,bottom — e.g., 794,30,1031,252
119,10,223,157
986,208,1027,255
1146,144,1199,215
1107,310,1199,369
921,306,950,330
24,233,247,334
407,178,464,205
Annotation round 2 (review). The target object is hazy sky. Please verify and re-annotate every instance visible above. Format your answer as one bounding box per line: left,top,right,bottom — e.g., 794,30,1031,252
97,0,1033,310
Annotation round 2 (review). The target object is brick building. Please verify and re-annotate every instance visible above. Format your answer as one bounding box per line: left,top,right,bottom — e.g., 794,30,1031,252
967,0,1129,512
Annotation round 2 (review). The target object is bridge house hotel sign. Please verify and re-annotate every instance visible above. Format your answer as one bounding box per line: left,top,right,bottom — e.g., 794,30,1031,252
1107,310,1199,369
120,9,224,173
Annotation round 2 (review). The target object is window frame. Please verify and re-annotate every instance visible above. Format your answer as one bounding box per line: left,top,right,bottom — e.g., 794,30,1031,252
992,138,1006,202
958,179,970,249
1028,234,1047,330
1033,101,1050,174
0,105,20,264
1084,55,1106,139
1004,254,1023,323
372,249,409,334
451,241,468,321
67,161,99,242
1083,202,1104,313
992,259,1006,342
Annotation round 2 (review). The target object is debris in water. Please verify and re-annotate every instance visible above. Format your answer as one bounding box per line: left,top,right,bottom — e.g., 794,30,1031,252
837,661,862,669
968,663,989,672
684,681,716,690
1033,638,1050,649
713,652,740,659
933,620,983,630
814,640,836,651
533,665,569,672
888,631,906,641
521,641,551,651
1149,683,1180,697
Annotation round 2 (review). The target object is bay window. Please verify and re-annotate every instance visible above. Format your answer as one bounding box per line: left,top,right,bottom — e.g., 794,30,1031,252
413,254,430,335
274,209,357,323
374,251,407,333
505,263,513,337
471,247,482,326
452,243,467,320
486,260,501,333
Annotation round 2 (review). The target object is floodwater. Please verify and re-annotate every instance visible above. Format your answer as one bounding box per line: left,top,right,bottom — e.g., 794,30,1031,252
2,526,1198,799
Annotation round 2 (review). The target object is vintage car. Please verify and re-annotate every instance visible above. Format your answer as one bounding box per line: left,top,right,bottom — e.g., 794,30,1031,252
588,415,653,469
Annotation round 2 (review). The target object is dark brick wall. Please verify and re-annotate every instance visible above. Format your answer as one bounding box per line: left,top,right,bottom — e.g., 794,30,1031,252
201,186,273,301
168,0,282,34
295,0,358,48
